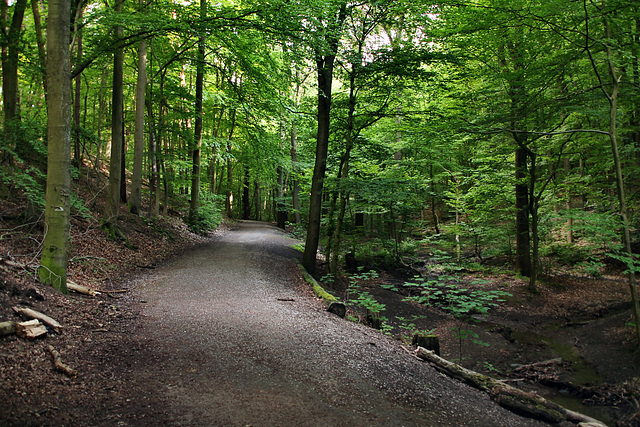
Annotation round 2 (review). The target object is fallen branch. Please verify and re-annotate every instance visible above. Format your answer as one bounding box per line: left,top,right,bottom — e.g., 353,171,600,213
512,358,563,372
414,347,606,426
97,288,128,294
46,345,77,378
67,281,101,296
12,307,63,334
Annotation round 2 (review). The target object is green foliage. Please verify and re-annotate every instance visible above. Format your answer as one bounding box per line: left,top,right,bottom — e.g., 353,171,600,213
187,193,224,234
578,259,605,278
0,165,45,209
354,291,385,314
402,274,511,318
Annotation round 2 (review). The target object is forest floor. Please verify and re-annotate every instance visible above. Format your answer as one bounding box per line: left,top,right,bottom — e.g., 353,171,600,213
0,219,550,426
0,170,638,425
317,250,640,426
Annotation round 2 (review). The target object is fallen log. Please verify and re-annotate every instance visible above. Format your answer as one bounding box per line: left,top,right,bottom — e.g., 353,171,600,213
12,307,63,334
415,347,606,426
46,345,77,378
16,319,47,340
0,321,17,336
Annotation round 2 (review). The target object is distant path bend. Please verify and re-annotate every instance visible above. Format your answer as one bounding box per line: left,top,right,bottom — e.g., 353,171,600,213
123,220,544,426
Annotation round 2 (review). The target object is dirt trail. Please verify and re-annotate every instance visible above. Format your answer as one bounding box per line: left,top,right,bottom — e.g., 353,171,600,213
112,221,545,426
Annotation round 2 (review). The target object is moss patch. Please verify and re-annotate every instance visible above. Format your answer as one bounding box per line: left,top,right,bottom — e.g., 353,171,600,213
297,262,337,302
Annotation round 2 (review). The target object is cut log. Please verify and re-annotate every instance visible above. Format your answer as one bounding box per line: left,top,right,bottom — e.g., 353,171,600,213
16,319,47,340
414,347,607,426
327,301,346,318
12,306,63,333
67,281,101,296
47,345,77,378
0,321,17,336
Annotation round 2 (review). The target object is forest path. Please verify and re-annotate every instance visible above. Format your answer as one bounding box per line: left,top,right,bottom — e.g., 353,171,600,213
121,220,544,426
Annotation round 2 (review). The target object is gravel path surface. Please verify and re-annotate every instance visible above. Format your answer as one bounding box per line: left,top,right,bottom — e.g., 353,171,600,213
121,221,546,426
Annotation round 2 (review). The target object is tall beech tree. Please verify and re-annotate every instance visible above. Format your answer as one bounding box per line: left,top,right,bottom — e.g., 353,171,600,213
104,0,125,232
302,1,348,274
189,0,206,224
130,0,147,215
39,0,72,292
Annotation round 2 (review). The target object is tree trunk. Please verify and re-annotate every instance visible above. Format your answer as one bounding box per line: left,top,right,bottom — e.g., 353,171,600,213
95,66,108,173
243,167,250,220
104,0,124,230
130,32,147,215
38,0,71,293
1,0,28,154
564,157,573,243
73,6,83,167
302,5,347,274
254,180,261,221
601,16,640,348
515,147,531,277
328,60,357,274
528,151,539,292
290,123,301,224
189,0,206,224
276,165,287,228
302,53,335,274
31,0,47,101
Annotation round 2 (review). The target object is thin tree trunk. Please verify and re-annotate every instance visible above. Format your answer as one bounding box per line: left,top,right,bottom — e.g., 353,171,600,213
290,123,301,224
73,6,83,166
130,31,147,215
601,14,640,347
243,167,250,220
39,0,71,293
328,60,357,274
254,180,261,221
189,0,206,224
1,0,28,154
528,151,539,291
31,0,47,101
95,66,108,173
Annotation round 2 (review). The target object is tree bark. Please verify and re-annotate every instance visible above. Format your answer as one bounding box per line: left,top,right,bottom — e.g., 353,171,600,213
242,167,250,220
130,33,147,215
302,3,347,274
39,0,71,293
189,0,206,224
73,5,83,166
104,0,125,230
1,0,28,153
600,14,640,348
31,0,47,101
290,122,301,224
515,147,531,277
